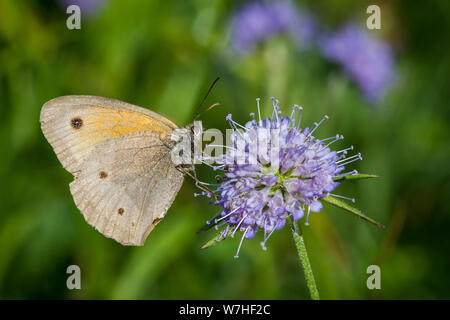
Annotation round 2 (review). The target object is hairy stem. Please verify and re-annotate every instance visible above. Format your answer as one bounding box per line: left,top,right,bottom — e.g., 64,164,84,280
290,218,320,300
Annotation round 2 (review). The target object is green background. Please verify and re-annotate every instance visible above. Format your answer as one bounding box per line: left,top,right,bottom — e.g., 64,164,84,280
0,0,449,299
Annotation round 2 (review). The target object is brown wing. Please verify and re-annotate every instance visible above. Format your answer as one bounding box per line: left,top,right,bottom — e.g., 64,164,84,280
40,96,184,246
69,131,184,246
40,95,179,174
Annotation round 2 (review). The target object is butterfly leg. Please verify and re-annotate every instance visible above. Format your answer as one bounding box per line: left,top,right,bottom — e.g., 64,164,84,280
175,165,217,201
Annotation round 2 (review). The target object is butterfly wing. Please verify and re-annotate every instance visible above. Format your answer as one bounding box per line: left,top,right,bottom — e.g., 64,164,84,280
69,131,184,246
40,95,179,173
40,95,184,246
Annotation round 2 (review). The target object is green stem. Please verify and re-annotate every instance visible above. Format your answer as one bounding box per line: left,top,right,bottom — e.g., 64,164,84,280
289,218,320,300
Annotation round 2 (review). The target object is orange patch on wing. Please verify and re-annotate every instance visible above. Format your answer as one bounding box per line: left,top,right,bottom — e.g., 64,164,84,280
72,106,175,157
86,107,173,136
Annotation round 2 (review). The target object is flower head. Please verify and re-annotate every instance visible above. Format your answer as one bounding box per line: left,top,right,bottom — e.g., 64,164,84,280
230,1,317,54
319,24,395,102
202,98,361,257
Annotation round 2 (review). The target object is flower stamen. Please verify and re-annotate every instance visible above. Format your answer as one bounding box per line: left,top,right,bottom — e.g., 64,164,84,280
234,226,250,258
329,193,356,203
307,115,329,137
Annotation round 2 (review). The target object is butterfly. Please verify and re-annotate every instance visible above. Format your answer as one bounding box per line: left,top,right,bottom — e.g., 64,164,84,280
40,95,202,246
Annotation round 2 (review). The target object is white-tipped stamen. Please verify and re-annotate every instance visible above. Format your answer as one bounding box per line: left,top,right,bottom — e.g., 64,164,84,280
230,119,247,131
334,170,358,178
227,123,245,140
337,153,362,166
339,157,362,166
329,193,356,203
308,115,329,136
226,115,247,139
271,97,280,121
216,225,229,242
215,208,239,223
234,226,250,258
207,210,223,225
200,160,222,170
297,106,303,129
337,145,354,154
290,105,299,125
320,135,341,143
256,98,262,121
305,206,311,226
324,135,343,148
318,135,343,152
231,215,247,238
336,153,360,163
276,100,282,118
261,219,278,250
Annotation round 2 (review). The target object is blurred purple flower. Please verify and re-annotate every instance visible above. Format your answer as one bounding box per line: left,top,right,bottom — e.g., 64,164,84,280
230,1,317,54
200,98,361,257
319,24,395,102
58,0,107,15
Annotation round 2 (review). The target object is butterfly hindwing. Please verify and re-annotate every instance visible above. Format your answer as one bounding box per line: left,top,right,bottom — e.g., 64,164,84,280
69,131,184,246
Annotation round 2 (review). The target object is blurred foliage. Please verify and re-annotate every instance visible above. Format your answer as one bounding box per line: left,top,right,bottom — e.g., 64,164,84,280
0,0,449,299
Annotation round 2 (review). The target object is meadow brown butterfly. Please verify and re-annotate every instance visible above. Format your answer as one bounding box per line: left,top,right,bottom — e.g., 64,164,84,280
40,95,198,246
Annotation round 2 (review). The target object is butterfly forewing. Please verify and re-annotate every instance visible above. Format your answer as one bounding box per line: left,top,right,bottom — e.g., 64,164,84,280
40,95,178,173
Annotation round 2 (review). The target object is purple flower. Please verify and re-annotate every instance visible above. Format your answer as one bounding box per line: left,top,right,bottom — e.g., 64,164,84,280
202,98,362,257
319,23,395,102
230,1,317,54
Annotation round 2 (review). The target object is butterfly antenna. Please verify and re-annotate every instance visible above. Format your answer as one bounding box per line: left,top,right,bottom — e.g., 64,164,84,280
194,103,220,121
194,77,221,121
